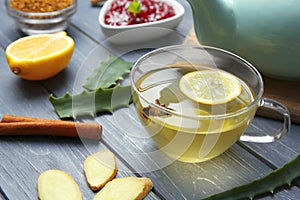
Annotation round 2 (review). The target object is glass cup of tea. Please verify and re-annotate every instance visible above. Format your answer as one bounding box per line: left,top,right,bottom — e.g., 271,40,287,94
130,45,291,163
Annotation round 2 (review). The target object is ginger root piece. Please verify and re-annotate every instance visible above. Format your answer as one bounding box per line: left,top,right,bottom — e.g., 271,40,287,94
37,169,82,200
93,177,153,200
84,150,117,191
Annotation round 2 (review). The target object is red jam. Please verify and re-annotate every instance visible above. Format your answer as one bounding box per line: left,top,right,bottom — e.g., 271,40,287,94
104,0,176,26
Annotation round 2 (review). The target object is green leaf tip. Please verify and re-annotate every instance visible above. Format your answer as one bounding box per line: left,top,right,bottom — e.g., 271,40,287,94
83,55,134,91
201,153,300,200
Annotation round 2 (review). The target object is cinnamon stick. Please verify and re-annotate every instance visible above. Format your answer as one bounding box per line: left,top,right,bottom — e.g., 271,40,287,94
1,114,67,123
0,115,102,140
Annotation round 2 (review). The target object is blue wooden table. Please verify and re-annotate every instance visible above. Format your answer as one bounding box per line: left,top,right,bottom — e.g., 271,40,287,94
1,1,300,199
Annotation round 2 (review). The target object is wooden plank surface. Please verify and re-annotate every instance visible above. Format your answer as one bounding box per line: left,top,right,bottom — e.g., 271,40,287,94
261,77,300,124
0,1,300,200
0,4,159,200
93,107,300,199
0,137,160,200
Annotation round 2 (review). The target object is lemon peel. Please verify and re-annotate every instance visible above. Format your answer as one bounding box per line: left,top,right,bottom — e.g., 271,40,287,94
5,32,74,80
179,70,242,105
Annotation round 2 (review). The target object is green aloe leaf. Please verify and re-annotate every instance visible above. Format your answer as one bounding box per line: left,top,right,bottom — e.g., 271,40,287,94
201,153,300,200
83,55,134,90
49,85,132,119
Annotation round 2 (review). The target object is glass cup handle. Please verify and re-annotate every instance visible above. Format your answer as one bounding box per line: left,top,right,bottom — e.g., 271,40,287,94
239,98,291,143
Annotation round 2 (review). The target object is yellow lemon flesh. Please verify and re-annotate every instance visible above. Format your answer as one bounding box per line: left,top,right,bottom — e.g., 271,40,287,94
179,70,242,105
5,32,74,80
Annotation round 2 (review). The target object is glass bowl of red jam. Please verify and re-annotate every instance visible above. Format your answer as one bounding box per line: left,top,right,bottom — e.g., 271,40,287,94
99,0,185,44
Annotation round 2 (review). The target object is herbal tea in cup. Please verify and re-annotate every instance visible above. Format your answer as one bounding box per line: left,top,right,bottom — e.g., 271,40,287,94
131,45,290,163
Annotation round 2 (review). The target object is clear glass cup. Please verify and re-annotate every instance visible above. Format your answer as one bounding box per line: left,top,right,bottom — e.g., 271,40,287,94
131,45,291,163
4,0,77,35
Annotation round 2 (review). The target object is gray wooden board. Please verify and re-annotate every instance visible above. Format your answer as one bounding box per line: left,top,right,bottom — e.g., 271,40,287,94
69,0,300,166
0,7,160,200
0,1,300,200
66,1,295,197
0,48,160,200
95,107,300,199
241,116,300,166
0,137,160,200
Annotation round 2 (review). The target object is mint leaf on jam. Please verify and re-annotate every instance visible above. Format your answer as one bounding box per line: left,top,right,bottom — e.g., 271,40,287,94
128,0,141,17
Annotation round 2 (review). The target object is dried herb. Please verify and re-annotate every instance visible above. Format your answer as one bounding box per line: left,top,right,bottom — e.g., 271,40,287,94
10,0,73,12
143,99,174,118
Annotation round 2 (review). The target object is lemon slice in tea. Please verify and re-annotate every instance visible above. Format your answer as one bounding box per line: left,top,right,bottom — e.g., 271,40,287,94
179,70,242,105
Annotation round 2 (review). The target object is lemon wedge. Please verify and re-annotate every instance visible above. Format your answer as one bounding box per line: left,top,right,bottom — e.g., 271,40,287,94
179,70,242,105
5,32,74,80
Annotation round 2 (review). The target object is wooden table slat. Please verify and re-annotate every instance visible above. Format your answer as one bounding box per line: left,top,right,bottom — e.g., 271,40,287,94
0,1,299,200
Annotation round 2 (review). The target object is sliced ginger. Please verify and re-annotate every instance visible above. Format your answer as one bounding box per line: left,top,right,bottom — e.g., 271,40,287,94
37,151,153,200
93,177,153,200
84,150,117,191
37,169,82,200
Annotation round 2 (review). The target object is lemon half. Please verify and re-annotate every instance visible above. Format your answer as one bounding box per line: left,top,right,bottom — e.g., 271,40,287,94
179,70,242,105
5,32,74,80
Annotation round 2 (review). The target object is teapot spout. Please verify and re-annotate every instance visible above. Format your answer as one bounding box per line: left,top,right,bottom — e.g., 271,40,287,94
186,0,236,49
